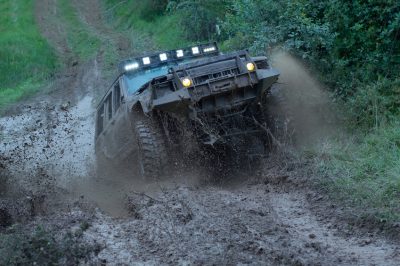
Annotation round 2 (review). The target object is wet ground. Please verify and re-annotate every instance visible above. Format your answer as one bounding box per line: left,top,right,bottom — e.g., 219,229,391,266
1,0,399,265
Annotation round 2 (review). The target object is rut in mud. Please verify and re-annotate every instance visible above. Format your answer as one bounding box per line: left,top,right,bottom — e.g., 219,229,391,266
1,0,399,264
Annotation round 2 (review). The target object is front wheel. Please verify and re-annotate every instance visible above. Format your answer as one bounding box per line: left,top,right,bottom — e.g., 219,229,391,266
134,120,168,180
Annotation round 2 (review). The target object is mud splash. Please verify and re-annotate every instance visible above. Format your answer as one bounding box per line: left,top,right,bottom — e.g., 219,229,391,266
0,95,95,192
271,51,338,148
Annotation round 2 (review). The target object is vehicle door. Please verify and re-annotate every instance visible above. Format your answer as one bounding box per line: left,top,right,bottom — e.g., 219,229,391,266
101,90,116,159
95,100,106,158
108,79,135,159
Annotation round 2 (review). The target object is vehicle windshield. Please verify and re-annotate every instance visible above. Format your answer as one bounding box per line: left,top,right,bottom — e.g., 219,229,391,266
123,58,201,95
124,66,170,95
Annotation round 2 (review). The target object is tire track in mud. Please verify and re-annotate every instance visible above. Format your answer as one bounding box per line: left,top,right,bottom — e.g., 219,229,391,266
268,185,400,265
79,178,400,265
35,0,74,63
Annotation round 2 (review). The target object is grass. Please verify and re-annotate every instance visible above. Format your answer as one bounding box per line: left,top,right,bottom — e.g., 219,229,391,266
0,0,105,112
0,0,58,111
104,0,189,51
58,0,101,60
316,122,400,224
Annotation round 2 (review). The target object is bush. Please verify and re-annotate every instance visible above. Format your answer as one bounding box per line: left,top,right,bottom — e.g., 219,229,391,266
167,0,231,41
345,78,400,129
134,0,169,21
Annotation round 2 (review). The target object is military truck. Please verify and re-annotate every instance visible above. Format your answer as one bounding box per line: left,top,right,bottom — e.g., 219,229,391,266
95,42,284,179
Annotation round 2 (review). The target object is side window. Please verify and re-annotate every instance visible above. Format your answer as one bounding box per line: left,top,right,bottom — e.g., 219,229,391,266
105,93,112,121
113,83,121,112
96,104,104,136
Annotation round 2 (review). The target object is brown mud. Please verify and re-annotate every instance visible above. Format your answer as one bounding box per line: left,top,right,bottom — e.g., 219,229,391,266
0,0,399,264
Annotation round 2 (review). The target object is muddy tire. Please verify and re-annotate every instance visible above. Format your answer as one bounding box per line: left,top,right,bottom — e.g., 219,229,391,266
265,85,295,142
135,120,168,180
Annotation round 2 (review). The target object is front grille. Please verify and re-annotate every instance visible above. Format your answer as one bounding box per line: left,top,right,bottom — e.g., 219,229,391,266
193,67,239,85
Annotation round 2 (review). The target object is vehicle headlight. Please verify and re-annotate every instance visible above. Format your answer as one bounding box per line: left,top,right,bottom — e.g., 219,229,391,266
181,77,192,88
246,62,255,72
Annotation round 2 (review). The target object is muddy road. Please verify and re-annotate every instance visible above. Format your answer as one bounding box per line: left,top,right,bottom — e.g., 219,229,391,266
1,0,399,265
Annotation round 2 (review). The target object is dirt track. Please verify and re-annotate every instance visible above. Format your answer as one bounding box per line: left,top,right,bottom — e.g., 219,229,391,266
1,0,399,265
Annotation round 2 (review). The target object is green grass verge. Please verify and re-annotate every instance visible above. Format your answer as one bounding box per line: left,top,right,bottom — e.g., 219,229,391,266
0,0,58,111
58,0,101,60
317,122,400,224
104,0,189,51
0,0,105,112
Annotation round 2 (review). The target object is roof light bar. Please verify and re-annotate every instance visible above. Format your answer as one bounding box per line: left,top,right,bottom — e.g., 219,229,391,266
159,53,168,61
142,57,151,65
191,47,200,55
203,46,216,53
124,62,139,71
176,50,184,58
119,42,219,73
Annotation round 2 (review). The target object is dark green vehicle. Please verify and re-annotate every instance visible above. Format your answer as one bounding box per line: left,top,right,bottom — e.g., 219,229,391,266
95,43,282,179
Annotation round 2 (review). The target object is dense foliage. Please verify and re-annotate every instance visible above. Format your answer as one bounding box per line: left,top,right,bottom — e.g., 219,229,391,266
131,0,169,21
167,0,230,40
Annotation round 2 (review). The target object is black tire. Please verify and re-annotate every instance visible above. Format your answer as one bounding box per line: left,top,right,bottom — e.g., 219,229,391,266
135,120,168,180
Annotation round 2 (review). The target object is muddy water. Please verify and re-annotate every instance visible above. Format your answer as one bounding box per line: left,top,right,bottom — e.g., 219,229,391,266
271,51,339,148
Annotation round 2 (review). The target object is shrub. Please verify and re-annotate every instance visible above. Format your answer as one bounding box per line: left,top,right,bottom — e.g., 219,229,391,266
167,0,231,41
135,0,169,21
